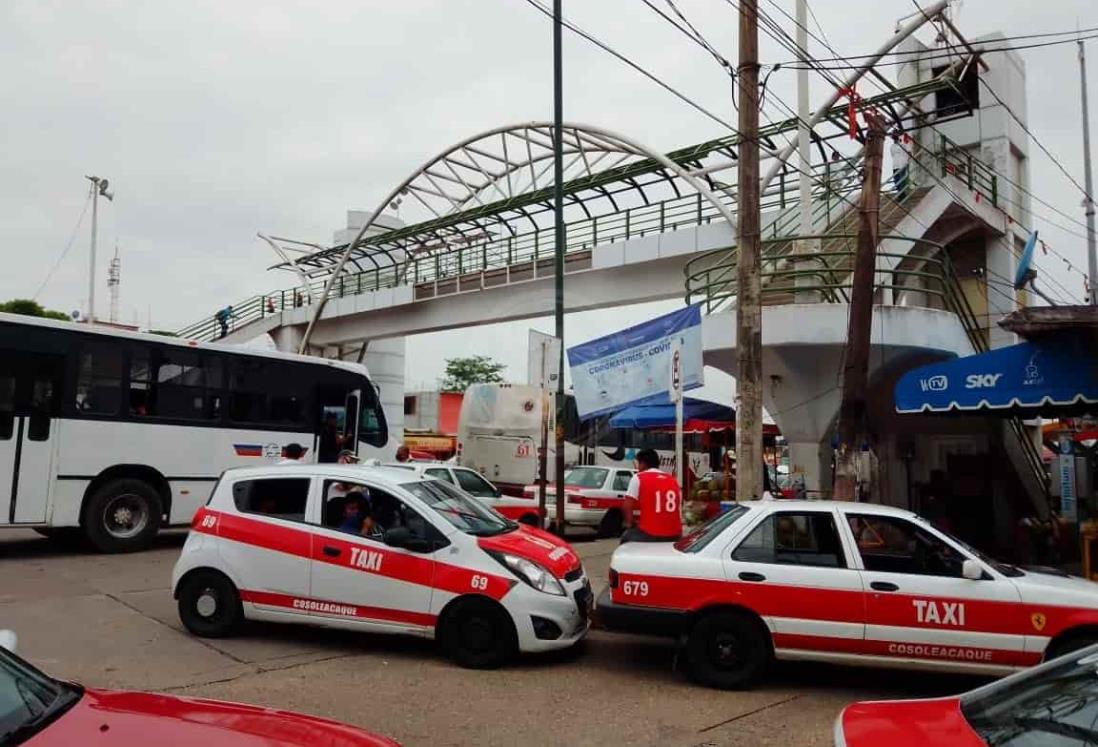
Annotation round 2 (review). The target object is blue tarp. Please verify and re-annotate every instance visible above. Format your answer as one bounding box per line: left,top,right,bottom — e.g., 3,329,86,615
608,395,734,429
895,335,1098,414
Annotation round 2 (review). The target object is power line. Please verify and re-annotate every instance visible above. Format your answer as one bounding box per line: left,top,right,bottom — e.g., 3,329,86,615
519,0,736,132
774,28,1098,68
978,76,1092,201
35,190,93,300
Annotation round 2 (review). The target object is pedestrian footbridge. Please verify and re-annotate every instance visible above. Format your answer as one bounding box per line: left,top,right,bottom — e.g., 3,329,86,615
177,63,1046,515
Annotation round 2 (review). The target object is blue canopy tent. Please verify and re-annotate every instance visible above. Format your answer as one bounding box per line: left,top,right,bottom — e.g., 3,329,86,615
608,395,735,430
895,334,1098,416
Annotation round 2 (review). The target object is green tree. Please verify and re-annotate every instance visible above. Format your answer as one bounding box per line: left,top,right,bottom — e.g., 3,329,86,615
440,355,506,392
0,299,70,321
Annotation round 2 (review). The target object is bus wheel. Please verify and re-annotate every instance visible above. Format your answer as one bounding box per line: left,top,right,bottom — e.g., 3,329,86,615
597,510,623,538
83,478,162,553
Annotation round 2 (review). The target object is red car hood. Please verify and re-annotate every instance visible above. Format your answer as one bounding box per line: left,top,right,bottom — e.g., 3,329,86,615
477,524,582,578
838,698,984,747
29,689,399,747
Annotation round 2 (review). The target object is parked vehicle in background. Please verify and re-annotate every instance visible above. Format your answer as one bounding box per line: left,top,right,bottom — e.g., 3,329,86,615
523,465,636,537
836,643,1098,746
172,464,590,668
599,499,1098,689
386,461,543,526
456,383,574,495
0,312,389,553
0,630,400,746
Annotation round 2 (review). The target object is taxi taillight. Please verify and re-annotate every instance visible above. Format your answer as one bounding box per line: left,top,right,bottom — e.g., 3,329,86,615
608,568,619,589
566,492,584,505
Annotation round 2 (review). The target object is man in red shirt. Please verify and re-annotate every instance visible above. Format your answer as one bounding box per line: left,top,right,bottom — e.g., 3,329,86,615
621,448,683,543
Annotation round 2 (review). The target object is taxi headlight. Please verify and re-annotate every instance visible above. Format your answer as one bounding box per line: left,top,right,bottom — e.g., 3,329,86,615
488,551,565,596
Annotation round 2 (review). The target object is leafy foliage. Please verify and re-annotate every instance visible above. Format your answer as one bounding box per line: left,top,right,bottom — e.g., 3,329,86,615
0,299,71,321
440,355,506,393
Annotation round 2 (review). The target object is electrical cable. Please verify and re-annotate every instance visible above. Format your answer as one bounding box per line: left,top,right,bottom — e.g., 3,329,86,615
34,189,92,300
519,0,737,133
978,76,1093,201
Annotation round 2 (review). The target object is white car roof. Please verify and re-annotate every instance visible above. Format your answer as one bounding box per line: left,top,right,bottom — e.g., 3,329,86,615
752,499,917,518
222,464,426,490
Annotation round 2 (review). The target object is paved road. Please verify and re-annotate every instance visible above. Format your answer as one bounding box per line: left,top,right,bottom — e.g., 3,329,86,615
0,529,984,746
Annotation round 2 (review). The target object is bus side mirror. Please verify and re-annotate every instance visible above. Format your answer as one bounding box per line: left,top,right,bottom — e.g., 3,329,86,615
962,559,984,580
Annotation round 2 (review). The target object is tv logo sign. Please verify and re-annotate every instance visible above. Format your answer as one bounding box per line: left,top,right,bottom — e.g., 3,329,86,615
965,373,1003,389
919,375,948,392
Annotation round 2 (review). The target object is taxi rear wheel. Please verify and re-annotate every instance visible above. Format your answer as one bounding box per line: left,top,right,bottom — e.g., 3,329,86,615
684,611,769,689
178,571,243,638
597,510,624,538
440,598,517,670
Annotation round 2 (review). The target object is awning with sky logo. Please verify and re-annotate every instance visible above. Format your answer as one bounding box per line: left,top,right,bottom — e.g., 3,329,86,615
894,334,1098,416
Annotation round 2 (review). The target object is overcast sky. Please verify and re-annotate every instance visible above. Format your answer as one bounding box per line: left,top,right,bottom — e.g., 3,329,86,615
3,0,1095,401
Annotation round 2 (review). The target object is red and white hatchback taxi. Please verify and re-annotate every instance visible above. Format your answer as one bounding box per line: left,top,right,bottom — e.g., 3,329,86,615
172,465,591,668
523,465,637,536
598,500,1098,689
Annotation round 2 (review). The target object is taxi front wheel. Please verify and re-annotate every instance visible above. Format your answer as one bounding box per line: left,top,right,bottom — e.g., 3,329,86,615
683,612,769,689
178,571,244,638
440,598,517,670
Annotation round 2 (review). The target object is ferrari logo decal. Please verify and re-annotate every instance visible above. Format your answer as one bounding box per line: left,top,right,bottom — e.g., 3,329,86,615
1031,612,1047,632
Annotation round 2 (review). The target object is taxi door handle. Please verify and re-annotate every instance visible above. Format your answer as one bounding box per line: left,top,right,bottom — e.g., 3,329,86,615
322,545,342,558
738,572,766,582
870,581,899,592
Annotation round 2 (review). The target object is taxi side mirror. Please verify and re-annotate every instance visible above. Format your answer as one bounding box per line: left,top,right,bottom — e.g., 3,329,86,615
383,527,411,549
962,559,984,580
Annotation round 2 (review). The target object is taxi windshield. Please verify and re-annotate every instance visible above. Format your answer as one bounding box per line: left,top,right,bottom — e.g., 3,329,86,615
404,480,516,537
962,646,1098,745
564,467,608,489
675,504,751,553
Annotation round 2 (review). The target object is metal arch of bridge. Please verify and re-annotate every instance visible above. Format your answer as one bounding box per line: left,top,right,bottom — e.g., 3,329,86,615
298,121,748,353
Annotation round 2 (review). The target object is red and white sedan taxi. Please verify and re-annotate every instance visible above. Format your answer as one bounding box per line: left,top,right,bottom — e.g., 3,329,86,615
172,465,591,669
523,465,636,536
0,632,399,746
597,499,1098,689
836,642,1098,746
385,461,543,527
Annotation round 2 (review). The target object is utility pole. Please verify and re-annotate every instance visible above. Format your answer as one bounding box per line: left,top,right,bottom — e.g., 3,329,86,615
794,0,816,299
552,0,567,532
1080,40,1098,305
84,175,113,325
735,0,764,503
833,112,886,501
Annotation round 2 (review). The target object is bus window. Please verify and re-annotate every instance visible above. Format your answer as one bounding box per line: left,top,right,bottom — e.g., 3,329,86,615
76,343,123,415
129,349,223,421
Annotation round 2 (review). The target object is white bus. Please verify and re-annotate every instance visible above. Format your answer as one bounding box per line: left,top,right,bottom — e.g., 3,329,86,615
457,383,718,494
456,384,576,495
0,312,390,552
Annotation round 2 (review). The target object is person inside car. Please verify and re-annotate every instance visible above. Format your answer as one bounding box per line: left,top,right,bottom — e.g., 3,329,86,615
338,491,375,536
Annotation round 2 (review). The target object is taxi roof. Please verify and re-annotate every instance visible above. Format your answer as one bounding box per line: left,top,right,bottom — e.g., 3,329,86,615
753,499,917,518
220,463,426,489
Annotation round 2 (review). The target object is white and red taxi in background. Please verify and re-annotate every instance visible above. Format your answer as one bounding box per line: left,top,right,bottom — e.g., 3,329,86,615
522,465,636,536
598,499,1098,689
836,642,1098,746
171,464,591,669
384,461,543,527
0,630,399,746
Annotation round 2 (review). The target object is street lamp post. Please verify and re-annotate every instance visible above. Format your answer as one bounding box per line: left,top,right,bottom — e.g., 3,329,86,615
85,175,113,324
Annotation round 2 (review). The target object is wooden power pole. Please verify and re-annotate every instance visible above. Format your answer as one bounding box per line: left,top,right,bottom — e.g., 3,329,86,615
833,111,886,501
735,0,764,502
